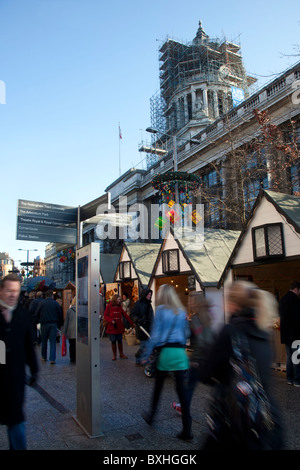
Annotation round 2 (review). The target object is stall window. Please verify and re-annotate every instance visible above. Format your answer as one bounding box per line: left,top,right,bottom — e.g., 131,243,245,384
252,223,285,260
119,261,131,279
162,249,180,273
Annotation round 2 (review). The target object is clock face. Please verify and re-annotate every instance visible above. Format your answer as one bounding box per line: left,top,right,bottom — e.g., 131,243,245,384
219,65,231,80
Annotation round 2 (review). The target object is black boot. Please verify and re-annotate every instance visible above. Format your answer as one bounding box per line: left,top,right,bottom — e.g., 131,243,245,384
177,416,193,441
141,409,155,425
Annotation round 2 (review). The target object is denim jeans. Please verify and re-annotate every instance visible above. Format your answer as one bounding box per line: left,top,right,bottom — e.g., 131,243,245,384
41,323,57,361
7,422,26,450
286,344,300,385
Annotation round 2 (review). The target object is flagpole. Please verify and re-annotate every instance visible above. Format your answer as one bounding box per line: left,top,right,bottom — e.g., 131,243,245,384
118,122,121,176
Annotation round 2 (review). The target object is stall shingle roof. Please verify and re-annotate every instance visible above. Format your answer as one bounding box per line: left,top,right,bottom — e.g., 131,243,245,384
125,242,161,287
100,254,120,283
264,190,300,231
157,228,239,288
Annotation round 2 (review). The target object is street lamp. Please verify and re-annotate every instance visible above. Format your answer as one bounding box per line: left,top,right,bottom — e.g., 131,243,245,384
146,127,201,203
18,249,38,284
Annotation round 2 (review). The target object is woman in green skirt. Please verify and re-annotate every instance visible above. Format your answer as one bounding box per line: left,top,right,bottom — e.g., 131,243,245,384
141,284,192,441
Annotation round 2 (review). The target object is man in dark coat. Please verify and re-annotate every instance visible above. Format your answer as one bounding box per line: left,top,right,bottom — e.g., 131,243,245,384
130,288,153,365
0,273,38,450
35,289,63,364
279,280,300,386
29,291,43,345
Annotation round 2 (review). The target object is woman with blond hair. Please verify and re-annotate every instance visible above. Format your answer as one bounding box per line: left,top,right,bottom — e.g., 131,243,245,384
198,281,284,450
141,284,192,441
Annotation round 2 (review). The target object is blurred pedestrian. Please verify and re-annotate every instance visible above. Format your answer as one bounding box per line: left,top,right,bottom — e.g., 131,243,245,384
35,290,63,364
29,291,43,345
130,288,154,365
141,284,192,442
62,296,76,363
198,281,283,450
172,292,213,415
0,274,38,450
279,280,300,386
55,296,63,343
104,294,134,360
23,291,35,311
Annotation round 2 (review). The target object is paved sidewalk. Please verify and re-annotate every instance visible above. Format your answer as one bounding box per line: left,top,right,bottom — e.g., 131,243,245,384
0,336,299,451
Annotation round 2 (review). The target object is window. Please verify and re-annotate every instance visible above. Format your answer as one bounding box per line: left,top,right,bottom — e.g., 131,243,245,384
252,223,285,260
291,164,300,194
162,249,180,273
119,261,131,279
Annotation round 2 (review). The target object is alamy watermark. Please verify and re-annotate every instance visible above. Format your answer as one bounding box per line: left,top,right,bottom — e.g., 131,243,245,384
0,340,6,364
94,197,204,249
292,340,300,365
0,80,6,104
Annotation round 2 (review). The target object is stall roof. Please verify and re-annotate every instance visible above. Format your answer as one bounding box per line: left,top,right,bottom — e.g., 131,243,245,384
123,242,161,288
264,190,300,231
219,189,300,286
100,254,120,284
149,228,240,289
178,228,240,288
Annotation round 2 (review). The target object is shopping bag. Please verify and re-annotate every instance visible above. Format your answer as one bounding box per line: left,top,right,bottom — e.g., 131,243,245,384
62,334,67,357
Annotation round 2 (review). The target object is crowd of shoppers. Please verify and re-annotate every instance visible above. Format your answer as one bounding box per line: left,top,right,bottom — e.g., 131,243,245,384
2,270,298,451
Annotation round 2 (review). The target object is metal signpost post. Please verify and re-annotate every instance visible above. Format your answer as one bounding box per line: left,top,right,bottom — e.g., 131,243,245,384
74,242,102,438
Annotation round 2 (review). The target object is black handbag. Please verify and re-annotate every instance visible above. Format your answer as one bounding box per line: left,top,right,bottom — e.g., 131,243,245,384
144,316,178,378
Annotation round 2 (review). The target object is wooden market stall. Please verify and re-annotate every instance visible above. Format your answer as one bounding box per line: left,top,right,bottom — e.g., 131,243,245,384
221,190,300,369
114,242,161,308
148,227,240,332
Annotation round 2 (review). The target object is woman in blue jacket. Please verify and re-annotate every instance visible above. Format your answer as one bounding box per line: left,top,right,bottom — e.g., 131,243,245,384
141,284,192,441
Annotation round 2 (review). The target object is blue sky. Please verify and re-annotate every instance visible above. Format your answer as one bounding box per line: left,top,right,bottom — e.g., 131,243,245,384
0,0,299,267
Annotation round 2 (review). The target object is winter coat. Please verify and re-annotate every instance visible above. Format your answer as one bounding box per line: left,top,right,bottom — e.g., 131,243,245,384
198,310,283,449
63,307,76,339
0,303,38,425
104,303,133,335
144,305,190,359
189,313,213,365
130,289,154,340
29,297,44,324
279,290,300,345
35,298,63,328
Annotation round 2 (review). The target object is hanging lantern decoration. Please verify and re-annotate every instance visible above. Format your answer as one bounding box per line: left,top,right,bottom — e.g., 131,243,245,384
151,170,201,207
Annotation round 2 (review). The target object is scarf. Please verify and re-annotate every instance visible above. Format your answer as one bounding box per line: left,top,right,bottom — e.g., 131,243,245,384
0,298,17,323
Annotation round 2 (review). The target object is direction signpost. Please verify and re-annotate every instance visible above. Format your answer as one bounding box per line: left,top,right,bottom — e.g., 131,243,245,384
16,199,102,437
16,199,77,244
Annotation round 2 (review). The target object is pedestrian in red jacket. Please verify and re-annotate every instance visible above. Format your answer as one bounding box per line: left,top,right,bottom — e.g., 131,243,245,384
104,294,134,360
